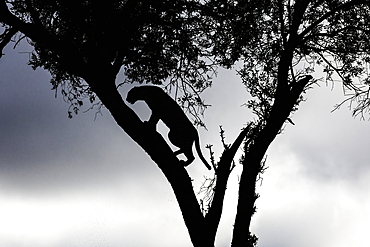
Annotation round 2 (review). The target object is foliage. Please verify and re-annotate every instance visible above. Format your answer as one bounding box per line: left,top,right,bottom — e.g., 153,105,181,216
236,0,370,122
1,0,216,123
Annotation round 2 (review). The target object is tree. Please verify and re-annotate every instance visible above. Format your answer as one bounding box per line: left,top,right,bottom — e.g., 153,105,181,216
1,0,370,246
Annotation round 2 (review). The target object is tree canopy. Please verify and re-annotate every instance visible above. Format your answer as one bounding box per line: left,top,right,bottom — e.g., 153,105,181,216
1,0,370,246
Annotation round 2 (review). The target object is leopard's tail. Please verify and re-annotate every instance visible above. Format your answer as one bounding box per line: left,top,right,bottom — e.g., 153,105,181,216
195,134,212,170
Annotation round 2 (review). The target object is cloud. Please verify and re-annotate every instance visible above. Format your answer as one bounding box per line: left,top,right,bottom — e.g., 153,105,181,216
0,44,159,197
251,149,370,247
270,82,370,183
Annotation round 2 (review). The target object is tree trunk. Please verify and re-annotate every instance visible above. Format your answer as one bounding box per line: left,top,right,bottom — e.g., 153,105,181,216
231,155,260,247
231,74,312,246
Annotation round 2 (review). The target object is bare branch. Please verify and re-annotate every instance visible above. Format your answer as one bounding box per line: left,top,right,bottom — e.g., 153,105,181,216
278,0,288,48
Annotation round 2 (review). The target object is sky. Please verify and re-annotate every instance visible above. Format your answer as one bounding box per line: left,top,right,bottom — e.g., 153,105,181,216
1,40,370,247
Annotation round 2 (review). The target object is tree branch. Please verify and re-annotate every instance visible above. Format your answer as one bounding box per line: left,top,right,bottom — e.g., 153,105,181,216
278,0,287,47
112,50,125,75
205,125,251,241
276,0,311,98
290,0,311,35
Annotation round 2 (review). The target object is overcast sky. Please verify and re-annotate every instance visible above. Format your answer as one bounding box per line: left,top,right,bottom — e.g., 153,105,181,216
1,39,370,247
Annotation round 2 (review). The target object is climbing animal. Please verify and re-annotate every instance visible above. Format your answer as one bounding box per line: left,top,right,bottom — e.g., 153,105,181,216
126,85,211,170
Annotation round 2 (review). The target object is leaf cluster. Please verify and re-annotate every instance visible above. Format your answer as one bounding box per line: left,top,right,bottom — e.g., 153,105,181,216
231,0,370,122
2,0,220,119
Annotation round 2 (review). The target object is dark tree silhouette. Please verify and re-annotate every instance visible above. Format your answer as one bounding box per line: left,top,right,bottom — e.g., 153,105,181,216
1,0,370,246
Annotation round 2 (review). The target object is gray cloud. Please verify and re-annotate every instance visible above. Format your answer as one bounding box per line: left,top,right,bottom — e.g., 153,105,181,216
0,44,160,197
278,85,370,183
